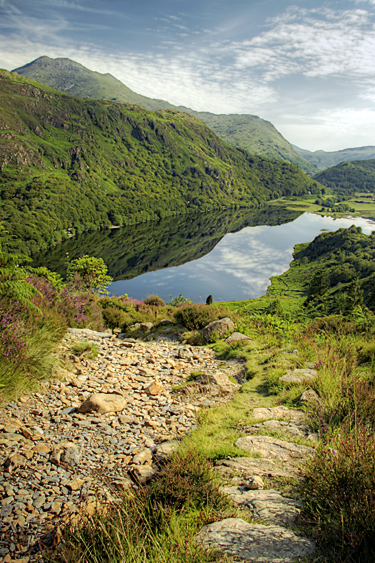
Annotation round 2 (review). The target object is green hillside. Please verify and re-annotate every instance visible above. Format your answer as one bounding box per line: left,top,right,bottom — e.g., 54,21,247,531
13,56,313,173
0,69,320,255
313,159,375,195
293,144,375,171
267,224,375,315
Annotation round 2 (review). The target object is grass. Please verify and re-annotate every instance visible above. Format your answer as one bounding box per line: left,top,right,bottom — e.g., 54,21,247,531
70,340,99,359
44,451,235,563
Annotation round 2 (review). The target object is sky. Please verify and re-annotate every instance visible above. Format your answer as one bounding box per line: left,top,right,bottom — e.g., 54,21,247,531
1,0,375,151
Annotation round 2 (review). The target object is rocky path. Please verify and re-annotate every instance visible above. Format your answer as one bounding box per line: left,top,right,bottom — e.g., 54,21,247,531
196,392,318,562
0,325,319,563
0,328,241,562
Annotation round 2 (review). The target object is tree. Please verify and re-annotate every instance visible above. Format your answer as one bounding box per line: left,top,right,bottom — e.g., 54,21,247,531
0,225,40,308
67,255,113,295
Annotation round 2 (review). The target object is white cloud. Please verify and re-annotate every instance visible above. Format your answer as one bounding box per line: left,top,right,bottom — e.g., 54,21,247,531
2,3,375,148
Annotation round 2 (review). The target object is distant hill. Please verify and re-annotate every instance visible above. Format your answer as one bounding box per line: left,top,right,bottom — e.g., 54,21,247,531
314,159,375,195
13,56,314,174
0,69,321,255
293,144,375,171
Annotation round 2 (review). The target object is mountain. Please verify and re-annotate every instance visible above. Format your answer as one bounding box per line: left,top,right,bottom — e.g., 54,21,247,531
313,159,375,195
293,144,375,171
0,69,321,256
13,56,314,174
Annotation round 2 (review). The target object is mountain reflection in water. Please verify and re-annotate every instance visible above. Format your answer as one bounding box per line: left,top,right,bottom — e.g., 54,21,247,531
33,208,375,303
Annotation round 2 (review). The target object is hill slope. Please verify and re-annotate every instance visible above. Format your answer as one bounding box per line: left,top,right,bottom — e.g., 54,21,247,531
13,56,314,173
0,69,320,255
314,159,375,195
293,144,375,171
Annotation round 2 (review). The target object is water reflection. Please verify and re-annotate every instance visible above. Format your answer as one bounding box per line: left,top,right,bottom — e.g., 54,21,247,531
110,213,375,302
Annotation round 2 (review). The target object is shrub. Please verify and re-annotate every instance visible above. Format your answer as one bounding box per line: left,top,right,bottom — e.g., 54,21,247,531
102,306,129,329
174,303,220,330
67,255,113,295
301,425,375,561
144,294,165,307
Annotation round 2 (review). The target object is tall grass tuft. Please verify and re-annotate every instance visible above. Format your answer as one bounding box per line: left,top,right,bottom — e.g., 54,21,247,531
301,424,375,562
45,451,232,563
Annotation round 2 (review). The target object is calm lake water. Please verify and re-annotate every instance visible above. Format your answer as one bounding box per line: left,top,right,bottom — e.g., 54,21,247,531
109,213,375,302
33,209,375,303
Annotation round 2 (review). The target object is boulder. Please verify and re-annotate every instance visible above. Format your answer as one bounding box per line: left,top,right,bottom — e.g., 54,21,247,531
202,318,235,342
225,332,253,344
278,369,317,385
195,518,315,562
140,322,153,331
77,393,127,414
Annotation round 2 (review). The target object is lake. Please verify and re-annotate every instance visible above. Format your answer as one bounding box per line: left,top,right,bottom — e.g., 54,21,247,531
33,208,375,303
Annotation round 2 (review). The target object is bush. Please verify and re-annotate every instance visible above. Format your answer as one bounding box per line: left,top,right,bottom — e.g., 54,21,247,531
144,294,166,307
174,303,220,330
102,306,129,329
301,425,375,561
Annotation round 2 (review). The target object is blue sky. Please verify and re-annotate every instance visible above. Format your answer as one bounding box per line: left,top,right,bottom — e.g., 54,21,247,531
1,0,375,151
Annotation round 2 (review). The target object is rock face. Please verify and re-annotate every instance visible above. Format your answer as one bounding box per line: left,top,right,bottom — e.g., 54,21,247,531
235,435,314,463
77,393,127,414
278,368,317,385
195,518,315,562
221,486,302,526
202,318,235,342
225,332,253,344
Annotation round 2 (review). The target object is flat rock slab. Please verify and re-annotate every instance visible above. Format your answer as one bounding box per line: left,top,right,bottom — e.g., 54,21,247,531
222,486,302,525
248,419,317,441
215,457,301,479
235,436,314,464
195,518,315,562
278,369,317,385
252,406,305,421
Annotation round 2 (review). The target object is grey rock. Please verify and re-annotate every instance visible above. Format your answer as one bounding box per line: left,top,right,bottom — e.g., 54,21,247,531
278,369,317,385
202,318,235,342
195,518,315,562
61,445,82,467
235,435,314,464
252,406,305,421
225,332,253,344
222,486,302,525
215,457,301,480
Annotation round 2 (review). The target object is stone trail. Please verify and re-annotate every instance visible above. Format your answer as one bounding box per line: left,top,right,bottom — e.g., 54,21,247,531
0,328,241,562
196,404,317,561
